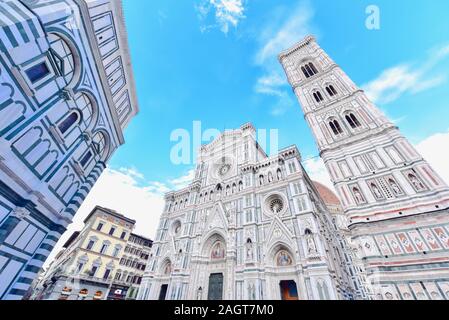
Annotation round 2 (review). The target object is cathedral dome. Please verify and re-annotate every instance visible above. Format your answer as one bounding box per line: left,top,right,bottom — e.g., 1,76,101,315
312,181,341,207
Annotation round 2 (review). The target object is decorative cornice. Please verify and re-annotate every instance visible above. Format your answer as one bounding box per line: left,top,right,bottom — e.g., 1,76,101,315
278,35,316,61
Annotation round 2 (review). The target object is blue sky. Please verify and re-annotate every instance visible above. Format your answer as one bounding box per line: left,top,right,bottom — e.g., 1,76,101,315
46,0,449,262
113,0,449,182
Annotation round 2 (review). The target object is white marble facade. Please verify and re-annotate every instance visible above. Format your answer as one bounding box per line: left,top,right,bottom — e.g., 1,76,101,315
139,124,364,300
279,36,449,300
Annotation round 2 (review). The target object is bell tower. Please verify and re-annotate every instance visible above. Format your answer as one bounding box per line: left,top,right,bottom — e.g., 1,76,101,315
279,36,449,300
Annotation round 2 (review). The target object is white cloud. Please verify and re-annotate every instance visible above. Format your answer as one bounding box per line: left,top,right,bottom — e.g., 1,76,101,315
118,167,144,180
255,2,314,65
303,156,334,190
196,0,246,34
253,1,315,115
254,72,287,97
362,44,449,105
169,169,196,190
415,129,449,185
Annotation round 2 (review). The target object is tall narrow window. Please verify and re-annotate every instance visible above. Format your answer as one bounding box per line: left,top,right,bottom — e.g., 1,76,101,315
346,115,356,128
109,227,116,236
301,66,310,78
103,269,111,280
329,120,343,135
76,263,84,273
351,113,361,127
79,151,92,168
326,85,338,96
25,62,50,83
90,266,98,277
96,222,103,231
346,113,361,129
86,240,95,250
100,243,108,255
334,120,343,134
329,121,338,135
309,62,318,74
58,112,79,135
313,91,324,103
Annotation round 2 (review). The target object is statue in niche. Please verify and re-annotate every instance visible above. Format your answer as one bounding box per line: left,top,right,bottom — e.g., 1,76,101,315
388,179,402,195
431,292,440,299
353,187,365,204
408,174,425,190
371,183,383,199
248,284,256,300
268,172,273,183
176,250,182,268
246,239,254,261
196,287,203,300
305,229,317,255
164,262,172,275
277,169,282,180
403,292,412,300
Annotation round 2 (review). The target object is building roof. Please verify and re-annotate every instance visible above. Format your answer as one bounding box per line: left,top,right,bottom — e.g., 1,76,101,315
130,233,153,245
312,181,341,206
83,206,136,225
130,233,153,241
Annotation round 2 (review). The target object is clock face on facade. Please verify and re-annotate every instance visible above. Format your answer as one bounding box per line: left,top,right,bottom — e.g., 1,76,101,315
218,164,231,177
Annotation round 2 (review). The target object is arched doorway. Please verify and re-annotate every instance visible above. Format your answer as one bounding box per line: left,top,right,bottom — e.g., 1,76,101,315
268,243,300,300
158,259,172,300
200,232,227,300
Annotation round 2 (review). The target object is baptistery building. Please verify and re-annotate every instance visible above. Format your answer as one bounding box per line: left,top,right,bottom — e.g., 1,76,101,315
0,0,137,299
138,124,365,300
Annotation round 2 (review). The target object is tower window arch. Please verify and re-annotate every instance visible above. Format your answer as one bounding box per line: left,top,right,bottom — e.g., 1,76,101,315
301,62,319,78
329,119,343,136
313,91,324,103
345,112,362,129
325,85,338,96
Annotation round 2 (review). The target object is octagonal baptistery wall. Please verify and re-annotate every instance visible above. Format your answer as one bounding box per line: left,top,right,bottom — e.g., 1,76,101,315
138,124,367,301
0,0,138,300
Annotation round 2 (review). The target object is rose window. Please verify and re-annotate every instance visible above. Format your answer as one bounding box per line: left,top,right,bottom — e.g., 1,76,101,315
269,198,284,214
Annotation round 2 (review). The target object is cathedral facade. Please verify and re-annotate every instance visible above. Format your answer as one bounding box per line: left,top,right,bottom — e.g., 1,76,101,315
139,123,365,300
279,36,449,300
